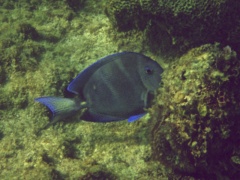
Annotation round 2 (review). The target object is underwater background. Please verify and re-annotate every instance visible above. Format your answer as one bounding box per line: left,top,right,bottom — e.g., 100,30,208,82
0,0,240,179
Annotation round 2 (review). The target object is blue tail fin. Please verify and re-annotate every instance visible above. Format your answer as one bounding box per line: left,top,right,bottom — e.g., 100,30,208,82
35,96,82,125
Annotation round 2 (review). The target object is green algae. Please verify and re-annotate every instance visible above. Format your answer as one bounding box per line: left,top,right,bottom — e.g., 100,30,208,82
0,0,164,179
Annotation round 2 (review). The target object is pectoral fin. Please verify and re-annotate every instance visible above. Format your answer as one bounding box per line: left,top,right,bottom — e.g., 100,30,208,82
128,113,146,122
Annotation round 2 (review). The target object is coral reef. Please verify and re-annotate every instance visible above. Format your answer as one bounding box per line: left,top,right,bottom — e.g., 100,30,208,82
150,43,240,179
106,0,240,56
2,0,239,179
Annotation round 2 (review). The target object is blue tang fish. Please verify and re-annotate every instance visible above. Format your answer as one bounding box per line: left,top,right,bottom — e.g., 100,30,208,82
35,52,163,126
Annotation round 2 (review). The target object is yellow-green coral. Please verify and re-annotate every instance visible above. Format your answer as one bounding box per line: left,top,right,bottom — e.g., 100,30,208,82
150,43,240,179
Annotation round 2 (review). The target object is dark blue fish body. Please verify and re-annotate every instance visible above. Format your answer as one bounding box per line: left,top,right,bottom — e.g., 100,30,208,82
35,52,163,125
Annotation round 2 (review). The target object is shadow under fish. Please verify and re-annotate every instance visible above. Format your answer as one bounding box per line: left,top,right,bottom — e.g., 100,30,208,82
35,52,163,131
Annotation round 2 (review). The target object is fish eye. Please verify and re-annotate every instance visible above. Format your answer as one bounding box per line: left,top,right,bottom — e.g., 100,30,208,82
145,66,153,75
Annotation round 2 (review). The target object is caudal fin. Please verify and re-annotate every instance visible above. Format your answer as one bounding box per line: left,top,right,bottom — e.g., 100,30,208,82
35,96,81,125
